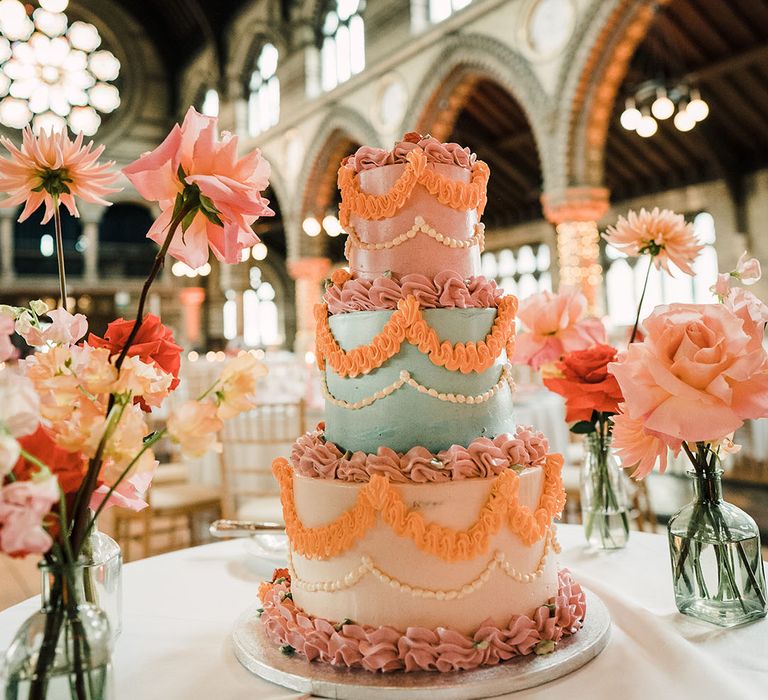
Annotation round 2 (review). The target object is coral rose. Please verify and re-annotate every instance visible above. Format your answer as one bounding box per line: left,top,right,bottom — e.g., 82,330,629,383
89,314,182,410
609,303,768,442
544,345,624,422
513,289,606,370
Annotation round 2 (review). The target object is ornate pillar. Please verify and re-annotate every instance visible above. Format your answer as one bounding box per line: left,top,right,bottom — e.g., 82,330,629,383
541,187,610,314
0,210,15,282
288,256,331,355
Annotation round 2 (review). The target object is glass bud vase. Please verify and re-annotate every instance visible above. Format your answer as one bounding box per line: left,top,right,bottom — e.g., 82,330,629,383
2,562,113,700
580,432,631,550
81,523,123,641
668,469,767,627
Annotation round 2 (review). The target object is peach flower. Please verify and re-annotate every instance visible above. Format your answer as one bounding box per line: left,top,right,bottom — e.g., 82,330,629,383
112,356,174,410
91,453,157,513
16,308,88,347
167,400,223,458
603,208,703,275
611,410,681,479
216,353,267,420
0,128,118,223
122,107,273,268
0,474,60,557
609,303,768,442
0,370,40,440
513,289,606,370
735,252,761,285
0,315,14,363
723,287,768,352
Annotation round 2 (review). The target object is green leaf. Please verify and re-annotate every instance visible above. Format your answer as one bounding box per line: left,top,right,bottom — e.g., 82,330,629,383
177,164,187,184
171,192,185,222
570,420,597,435
181,208,198,233
198,193,219,215
201,207,223,227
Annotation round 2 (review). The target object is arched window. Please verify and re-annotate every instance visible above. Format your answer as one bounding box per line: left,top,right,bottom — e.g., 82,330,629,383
480,242,552,299
242,270,281,347
603,211,718,327
248,43,280,136
98,203,157,277
14,205,83,277
429,0,472,24
201,88,219,117
321,0,365,92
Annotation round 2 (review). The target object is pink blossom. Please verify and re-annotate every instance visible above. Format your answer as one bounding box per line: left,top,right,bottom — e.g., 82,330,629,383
0,475,59,557
0,314,14,362
736,252,761,285
611,410,681,479
724,287,768,352
90,457,158,513
123,107,274,268
0,370,40,440
167,400,223,458
609,303,768,443
216,352,267,420
0,128,119,223
513,289,606,370
711,273,732,301
16,308,88,347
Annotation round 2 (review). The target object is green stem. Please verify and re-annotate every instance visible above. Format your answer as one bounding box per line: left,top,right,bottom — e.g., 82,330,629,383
52,197,68,309
629,257,652,344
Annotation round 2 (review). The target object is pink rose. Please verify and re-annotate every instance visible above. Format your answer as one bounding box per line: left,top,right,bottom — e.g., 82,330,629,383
0,475,59,557
609,303,768,442
513,289,607,370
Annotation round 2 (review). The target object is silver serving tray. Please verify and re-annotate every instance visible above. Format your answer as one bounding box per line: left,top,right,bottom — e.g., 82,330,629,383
231,588,611,699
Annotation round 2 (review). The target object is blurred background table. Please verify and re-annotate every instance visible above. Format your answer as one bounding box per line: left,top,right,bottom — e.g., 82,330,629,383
1,525,764,700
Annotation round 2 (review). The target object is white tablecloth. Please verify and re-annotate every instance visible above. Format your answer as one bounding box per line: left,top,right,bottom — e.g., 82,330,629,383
1,525,765,699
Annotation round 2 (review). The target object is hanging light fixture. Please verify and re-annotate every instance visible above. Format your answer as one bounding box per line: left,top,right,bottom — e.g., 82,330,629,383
673,104,695,132
650,87,674,120
302,216,321,237
686,88,709,122
0,0,120,134
620,80,708,138
636,109,658,138
619,98,642,130
323,214,342,237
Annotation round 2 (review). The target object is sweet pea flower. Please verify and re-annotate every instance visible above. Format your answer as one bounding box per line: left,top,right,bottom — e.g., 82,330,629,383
122,107,274,269
16,308,88,347
0,474,60,557
215,352,267,420
91,454,158,513
609,303,768,443
735,252,761,285
112,356,174,410
0,370,40,439
513,289,607,370
167,400,223,458
0,315,15,362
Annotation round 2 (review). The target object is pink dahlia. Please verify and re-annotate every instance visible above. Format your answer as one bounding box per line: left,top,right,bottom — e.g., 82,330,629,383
0,127,118,223
122,107,273,268
603,207,703,275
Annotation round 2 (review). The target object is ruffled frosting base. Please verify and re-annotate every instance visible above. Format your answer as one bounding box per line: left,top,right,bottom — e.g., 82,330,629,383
324,271,502,315
259,568,586,673
291,424,549,483
343,132,477,173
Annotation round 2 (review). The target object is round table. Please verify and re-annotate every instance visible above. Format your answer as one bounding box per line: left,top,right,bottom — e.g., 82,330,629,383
1,525,765,699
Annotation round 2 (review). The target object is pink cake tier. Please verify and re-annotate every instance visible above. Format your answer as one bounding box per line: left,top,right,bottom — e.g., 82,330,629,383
258,569,585,672
339,157,488,280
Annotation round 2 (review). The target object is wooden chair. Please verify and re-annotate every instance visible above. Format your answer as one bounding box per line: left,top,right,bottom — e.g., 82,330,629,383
219,400,306,524
112,462,221,561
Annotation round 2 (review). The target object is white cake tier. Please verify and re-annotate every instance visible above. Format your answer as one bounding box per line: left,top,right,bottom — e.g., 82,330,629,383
288,469,560,634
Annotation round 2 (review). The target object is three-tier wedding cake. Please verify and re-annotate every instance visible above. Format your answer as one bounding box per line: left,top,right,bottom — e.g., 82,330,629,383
258,133,586,672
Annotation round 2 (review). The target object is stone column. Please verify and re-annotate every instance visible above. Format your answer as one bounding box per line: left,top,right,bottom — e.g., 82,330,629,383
0,210,15,282
541,187,610,314
288,256,331,356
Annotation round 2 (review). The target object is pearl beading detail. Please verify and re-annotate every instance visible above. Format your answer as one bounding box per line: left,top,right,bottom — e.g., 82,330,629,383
343,217,485,258
321,364,515,410
289,526,560,599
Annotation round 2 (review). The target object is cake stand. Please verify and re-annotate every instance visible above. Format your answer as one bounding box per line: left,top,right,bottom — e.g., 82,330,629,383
231,588,611,699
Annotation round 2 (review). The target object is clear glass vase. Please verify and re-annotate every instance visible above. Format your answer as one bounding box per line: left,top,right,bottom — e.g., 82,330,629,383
1,562,113,700
81,525,122,641
668,469,767,627
580,432,631,550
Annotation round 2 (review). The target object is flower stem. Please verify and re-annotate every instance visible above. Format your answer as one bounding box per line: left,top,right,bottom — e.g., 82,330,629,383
629,257,652,344
52,197,68,309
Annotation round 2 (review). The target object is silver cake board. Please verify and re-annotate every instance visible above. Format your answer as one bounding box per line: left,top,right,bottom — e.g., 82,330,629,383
231,588,611,699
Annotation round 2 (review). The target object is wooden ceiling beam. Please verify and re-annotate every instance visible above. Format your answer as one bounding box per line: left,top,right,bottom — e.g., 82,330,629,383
686,43,768,83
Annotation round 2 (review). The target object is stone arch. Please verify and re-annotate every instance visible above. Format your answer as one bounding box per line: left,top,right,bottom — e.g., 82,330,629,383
551,0,668,192
402,33,552,186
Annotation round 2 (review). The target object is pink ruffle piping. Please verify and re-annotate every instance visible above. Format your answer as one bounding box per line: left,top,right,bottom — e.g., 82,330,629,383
342,133,477,173
260,569,586,673
324,272,502,315
291,425,550,483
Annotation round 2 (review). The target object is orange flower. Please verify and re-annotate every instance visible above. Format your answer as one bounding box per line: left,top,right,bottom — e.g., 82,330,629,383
543,345,624,423
0,127,119,223
603,207,703,275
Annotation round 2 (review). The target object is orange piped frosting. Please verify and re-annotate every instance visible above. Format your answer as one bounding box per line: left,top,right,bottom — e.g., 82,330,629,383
273,453,566,562
314,295,517,377
338,149,490,228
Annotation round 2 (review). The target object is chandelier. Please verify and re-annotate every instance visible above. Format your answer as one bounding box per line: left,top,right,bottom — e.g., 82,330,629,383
620,80,709,138
0,0,120,135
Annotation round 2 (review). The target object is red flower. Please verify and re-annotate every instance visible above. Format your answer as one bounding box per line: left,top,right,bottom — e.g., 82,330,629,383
89,314,182,409
13,426,87,494
544,344,624,423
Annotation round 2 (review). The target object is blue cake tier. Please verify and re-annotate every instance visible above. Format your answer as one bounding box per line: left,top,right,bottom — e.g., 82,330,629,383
322,307,515,453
